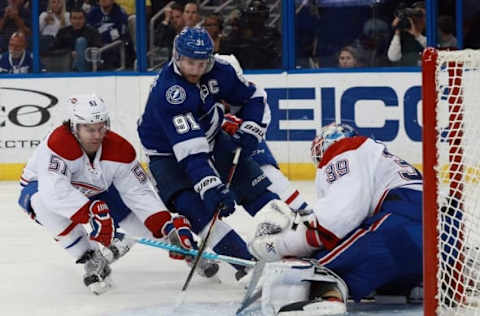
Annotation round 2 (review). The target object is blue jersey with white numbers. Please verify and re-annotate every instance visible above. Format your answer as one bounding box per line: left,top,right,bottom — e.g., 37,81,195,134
137,57,270,184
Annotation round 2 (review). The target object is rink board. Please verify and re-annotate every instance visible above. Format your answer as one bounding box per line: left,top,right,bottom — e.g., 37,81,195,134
0,71,422,180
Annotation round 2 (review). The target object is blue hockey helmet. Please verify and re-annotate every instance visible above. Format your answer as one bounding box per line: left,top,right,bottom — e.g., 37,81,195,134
311,123,358,163
173,27,214,61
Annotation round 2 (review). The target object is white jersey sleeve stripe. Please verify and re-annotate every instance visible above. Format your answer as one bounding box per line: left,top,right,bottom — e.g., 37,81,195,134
172,137,210,162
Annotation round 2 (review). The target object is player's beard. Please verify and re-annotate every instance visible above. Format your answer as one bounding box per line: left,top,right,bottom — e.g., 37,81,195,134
82,142,101,156
184,74,201,84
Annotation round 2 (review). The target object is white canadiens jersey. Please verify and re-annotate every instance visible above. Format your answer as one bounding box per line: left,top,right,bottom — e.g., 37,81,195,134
313,136,422,243
21,125,166,219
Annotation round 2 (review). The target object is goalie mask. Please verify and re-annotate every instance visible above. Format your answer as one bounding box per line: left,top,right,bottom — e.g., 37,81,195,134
68,94,110,135
311,123,358,164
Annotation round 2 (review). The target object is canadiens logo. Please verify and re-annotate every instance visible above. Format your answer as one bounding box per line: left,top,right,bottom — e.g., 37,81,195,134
166,85,186,105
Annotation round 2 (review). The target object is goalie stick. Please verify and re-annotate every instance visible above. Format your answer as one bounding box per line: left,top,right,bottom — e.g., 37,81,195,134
123,234,256,267
236,260,266,315
182,147,242,292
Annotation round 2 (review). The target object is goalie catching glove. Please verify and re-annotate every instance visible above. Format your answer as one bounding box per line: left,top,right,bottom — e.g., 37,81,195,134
248,200,324,262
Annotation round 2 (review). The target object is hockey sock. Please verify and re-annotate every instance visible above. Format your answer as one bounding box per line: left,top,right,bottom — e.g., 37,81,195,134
212,230,254,271
243,190,280,216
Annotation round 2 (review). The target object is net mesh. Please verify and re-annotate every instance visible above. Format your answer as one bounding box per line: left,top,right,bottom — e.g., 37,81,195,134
435,49,480,315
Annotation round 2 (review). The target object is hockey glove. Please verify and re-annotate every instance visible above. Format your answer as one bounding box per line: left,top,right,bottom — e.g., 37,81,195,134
194,176,236,218
18,181,39,223
89,200,115,248
222,113,242,136
164,215,197,260
232,120,266,157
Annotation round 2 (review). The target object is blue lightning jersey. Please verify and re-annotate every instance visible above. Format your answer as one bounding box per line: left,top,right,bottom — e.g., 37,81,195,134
138,57,270,184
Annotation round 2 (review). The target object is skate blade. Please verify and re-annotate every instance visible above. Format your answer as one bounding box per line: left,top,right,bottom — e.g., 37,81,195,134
88,276,113,295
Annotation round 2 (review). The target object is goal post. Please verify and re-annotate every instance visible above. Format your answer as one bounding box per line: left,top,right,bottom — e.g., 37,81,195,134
423,47,480,316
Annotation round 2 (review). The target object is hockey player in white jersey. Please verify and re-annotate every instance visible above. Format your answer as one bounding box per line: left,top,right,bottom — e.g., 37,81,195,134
248,122,423,315
18,94,206,295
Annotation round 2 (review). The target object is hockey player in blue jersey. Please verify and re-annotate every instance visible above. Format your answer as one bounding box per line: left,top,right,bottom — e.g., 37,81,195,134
137,27,280,279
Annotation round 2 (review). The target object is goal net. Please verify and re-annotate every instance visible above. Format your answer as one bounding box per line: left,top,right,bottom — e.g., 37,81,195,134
423,48,480,316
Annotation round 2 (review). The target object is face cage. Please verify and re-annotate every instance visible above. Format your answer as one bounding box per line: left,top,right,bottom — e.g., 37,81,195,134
311,136,325,164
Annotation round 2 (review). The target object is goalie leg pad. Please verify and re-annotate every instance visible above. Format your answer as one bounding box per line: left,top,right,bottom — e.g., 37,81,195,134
259,259,348,315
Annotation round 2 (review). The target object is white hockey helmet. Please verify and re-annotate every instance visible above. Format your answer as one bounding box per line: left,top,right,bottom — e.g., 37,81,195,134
68,94,110,133
311,123,358,164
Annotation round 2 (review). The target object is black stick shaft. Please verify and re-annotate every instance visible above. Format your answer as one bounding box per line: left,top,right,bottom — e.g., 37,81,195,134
181,147,242,291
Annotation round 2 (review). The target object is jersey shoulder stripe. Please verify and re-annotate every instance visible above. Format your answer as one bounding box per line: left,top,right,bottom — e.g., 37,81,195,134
319,136,368,168
47,125,83,160
101,131,136,163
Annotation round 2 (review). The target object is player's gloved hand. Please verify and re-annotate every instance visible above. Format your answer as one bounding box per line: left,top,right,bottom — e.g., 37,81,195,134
89,200,115,248
163,215,197,260
18,181,40,223
232,120,266,157
222,113,242,136
194,176,236,218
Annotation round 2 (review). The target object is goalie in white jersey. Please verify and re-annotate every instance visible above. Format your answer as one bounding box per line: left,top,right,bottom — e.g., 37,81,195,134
17,94,205,295
248,123,423,314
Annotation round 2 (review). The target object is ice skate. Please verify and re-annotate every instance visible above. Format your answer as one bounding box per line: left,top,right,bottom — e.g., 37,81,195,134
77,249,113,295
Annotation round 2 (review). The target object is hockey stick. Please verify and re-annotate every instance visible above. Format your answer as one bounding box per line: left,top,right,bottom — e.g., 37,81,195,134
236,260,266,315
236,288,263,315
126,235,256,267
181,147,242,292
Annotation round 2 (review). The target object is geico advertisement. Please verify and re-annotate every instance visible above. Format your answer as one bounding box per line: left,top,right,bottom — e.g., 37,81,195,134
0,77,141,163
0,72,422,165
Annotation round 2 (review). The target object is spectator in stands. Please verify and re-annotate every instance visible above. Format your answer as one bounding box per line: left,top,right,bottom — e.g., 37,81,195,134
387,1,426,66
66,0,93,13
183,1,199,27
154,2,184,57
222,0,281,69
352,18,391,67
204,13,223,53
337,46,361,68
295,2,321,68
0,31,34,73
116,0,152,49
437,15,457,49
151,0,184,18
39,0,70,53
51,7,102,71
87,0,133,70
0,0,31,53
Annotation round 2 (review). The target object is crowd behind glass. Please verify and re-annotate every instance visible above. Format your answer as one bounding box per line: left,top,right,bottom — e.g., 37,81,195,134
0,0,478,74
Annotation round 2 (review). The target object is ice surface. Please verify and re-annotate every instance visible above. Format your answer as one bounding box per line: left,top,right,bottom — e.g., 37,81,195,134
0,181,422,316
